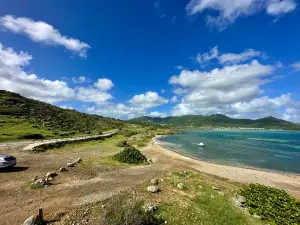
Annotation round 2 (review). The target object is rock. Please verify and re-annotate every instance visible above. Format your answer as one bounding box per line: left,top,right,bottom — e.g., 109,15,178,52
218,191,225,196
66,162,76,167
31,176,39,182
147,185,159,193
34,178,47,186
23,214,41,225
59,167,67,172
76,158,83,163
177,183,185,190
212,186,219,190
253,213,261,219
151,179,158,185
143,203,158,213
46,172,58,178
147,158,153,163
179,171,186,176
211,194,215,199
160,178,164,182
233,195,246,207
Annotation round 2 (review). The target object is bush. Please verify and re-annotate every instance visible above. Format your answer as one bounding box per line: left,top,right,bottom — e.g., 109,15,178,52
21,133,44,139
120,130,138,137
240,184,300,225
113,146,147,164
99,195,162,225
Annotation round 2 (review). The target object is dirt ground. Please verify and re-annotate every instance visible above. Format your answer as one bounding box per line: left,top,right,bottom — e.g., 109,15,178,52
0,138,299,225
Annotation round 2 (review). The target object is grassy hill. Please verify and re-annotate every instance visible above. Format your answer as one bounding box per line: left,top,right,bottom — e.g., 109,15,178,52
0,90,124,141
130,114,300,130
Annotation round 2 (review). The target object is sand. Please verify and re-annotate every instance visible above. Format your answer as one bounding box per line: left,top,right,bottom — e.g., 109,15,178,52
146,136,300,198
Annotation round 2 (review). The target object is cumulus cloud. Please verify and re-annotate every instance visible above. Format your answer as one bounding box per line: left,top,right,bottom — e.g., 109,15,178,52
0,42,113,104
0,15,90,57
129,91,169,109
196,46,263,66
85,104,146,119
169,57,300,122
186,0,297,30
94,78,114,91
59,105,74,110
290,61,300,71
148,111,168,118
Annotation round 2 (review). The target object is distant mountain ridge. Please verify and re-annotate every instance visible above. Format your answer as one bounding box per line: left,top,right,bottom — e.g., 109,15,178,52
129,114,300,130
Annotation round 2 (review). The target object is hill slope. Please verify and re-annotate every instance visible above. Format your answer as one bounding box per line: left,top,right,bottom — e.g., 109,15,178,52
0,90,124,141
130,114,300,130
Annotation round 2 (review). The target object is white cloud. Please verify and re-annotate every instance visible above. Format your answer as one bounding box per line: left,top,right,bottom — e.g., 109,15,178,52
219,49,262,65
59,105,74,110
129,91,169,109
94,78,114,91
170,96,178,103
0,43,75,103
0,15,90,57
172,88,188,95
290,61,300,71
267,0,297,15
85,104,146,119
148,111,168,118
0,42,113,105
170,56,300,122
196,46,263,66
72,76,89,84
186,0,297,30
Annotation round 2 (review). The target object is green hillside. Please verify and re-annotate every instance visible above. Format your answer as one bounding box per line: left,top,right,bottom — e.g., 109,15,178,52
0,90,124,141
130,114,300,130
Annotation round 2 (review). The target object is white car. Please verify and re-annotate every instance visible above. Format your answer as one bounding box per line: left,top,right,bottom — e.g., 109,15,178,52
0,155,16,168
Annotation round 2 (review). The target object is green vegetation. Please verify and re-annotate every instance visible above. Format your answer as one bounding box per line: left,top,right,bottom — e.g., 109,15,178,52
99,195,162,225
0,90,124,141
113,146,147,164
241,184,300,225
130,114,300,130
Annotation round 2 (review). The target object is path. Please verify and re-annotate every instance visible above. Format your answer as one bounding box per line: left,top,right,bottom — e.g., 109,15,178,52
22,130,118,151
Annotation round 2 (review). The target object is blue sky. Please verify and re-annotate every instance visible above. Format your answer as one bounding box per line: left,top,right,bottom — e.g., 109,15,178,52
0,0,300,121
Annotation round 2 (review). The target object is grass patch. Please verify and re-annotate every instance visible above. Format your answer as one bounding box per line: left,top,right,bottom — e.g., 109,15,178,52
241,184,300,225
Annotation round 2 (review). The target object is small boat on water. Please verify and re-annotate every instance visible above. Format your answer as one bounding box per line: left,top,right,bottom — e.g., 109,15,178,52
198,142,205,147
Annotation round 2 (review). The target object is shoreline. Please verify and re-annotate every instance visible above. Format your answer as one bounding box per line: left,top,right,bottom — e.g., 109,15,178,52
150,135,300,198
153,135,300,176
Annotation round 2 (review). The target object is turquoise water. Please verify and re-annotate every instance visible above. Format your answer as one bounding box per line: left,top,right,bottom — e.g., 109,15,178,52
158,130,300,174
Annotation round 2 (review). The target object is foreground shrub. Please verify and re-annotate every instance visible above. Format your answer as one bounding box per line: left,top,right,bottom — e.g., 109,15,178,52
99,195,162,225
113,146,147,164
120,130,138,137
240,184,300,225
21,133,44,139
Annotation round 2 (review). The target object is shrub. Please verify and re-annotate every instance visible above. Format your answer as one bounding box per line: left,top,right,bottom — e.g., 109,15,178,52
21,133,44,139
240,184,300,225
99,195,162,225
113,146,147,164
120,130,138,137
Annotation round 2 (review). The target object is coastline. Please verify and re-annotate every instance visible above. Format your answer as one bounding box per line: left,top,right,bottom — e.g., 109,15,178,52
148,135,300,198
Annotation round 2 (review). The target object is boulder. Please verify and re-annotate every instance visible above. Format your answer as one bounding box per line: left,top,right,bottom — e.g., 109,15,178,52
23,214,41,225
233,195,246,207
59,167,67,172
177,183,185,190
143,203,158,213
211,194,215,199
34,178,47,186
31,176,39,182
46,172,58,178
66,162,76,167
147,185,159,193
76,158,83,163
212,186,219,190
147,158,153,163
151,179,158,185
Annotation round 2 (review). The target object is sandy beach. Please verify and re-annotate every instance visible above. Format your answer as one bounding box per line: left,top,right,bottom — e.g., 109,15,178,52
143,136,300,199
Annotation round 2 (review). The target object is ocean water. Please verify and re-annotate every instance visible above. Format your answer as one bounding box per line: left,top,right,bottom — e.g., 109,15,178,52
158,130,300,174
